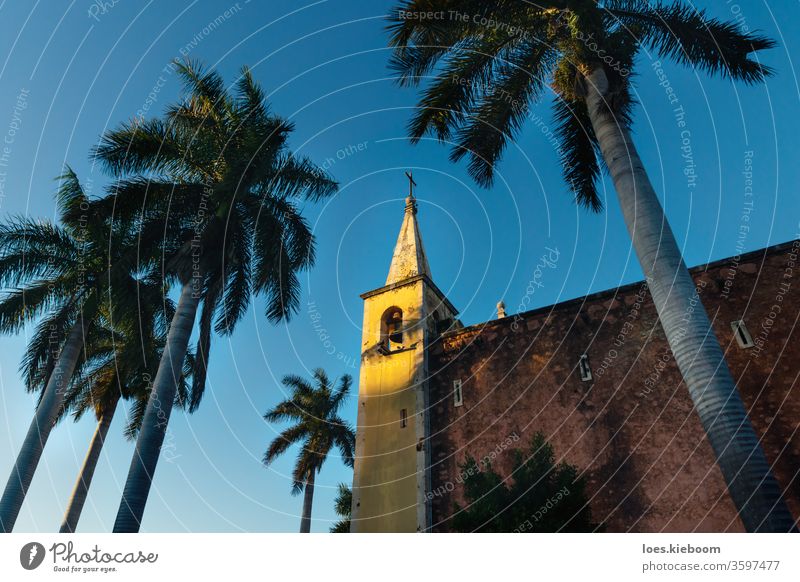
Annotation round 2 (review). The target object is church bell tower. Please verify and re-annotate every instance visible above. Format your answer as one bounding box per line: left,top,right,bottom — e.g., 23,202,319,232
350,175,458,532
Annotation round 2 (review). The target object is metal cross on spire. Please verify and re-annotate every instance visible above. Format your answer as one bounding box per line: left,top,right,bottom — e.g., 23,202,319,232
405,170,417,198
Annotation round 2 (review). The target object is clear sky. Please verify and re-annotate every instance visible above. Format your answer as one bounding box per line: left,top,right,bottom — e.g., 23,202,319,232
0,1,798,532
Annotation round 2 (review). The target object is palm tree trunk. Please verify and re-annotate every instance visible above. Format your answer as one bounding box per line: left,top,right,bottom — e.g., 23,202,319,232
299,471,316,533
113,283,200,533
0,320,85,532
584,68,796,532
59,396,118,533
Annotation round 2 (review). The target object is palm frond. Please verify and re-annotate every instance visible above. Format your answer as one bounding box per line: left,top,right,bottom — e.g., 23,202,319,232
263,398,309,424
0,219,79,287
93,118,201,179
406,38,509,142
451,40,554,186
552,96,603,212
281,373,315,396
99,179,207,227
215,213,252,335
20,302,82,392
0,280,79,334
329,374,352,415
312,368,330,392
189,278,221,412
253,196,316,272
291,446,318,495
606,1,775,83
259,242,301,324
55,166,94,228
172,59,231,119
257,155,338,203
331,420,356,468
124,396,148,441
235,65,270,123
263,424,309,466
333,483,352,518
387,0,557,80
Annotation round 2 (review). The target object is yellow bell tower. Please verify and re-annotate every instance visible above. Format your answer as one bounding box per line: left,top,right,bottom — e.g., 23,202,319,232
350,176,458,532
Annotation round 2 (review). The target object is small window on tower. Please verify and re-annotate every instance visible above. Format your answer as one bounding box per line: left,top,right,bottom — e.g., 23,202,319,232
579,354,593,382
453,379,463,407
731,320,754,348
400,408,408,428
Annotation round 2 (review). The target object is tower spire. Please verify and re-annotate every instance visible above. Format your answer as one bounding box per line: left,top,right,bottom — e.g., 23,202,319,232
385,172,431,285
353,173,457,533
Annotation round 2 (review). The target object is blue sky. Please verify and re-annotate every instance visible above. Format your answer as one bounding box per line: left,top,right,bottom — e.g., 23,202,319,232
0,1,798,532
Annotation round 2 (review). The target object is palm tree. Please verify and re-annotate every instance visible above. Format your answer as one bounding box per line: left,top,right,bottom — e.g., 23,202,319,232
263,370,355,533
387,1,795,531
54,280,191,533
330,483,352,533
0,168,150,532
93,61,338,532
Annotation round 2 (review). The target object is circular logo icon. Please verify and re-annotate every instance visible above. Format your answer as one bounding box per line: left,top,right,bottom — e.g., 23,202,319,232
20,542,46,570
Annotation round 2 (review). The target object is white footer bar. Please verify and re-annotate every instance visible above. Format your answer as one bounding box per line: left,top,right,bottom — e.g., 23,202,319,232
1,533,797,581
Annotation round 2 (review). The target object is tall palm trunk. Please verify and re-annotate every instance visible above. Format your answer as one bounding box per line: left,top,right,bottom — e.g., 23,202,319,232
300,470,316,533
584,68,796,532
113,283,200,533
0,321,85,532
59,395,118,533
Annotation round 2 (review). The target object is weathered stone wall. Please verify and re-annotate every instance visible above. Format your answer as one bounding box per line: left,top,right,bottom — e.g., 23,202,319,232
428,240,800,532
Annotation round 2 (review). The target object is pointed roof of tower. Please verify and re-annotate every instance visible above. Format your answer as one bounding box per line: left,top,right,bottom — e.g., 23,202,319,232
386,191,431,285
361,174,457,318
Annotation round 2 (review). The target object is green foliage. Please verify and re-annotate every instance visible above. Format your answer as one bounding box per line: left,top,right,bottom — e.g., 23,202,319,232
58,280,193,439
387,0,776,210
452,432,599,532
330,483,352,533
0,167,191,434
263,369,356,495
606,1,775,83
93,60,338,411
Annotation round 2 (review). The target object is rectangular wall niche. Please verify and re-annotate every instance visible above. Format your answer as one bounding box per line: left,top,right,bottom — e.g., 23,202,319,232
453,379,463,407
731,320,755,348
579,354,593,382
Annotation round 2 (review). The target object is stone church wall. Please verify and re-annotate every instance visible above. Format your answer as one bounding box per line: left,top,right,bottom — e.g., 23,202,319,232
427,240,800,532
